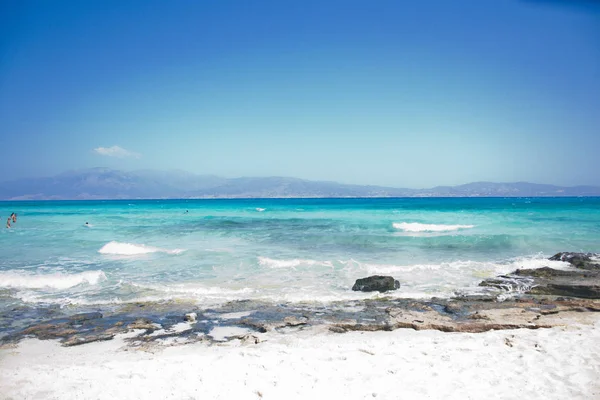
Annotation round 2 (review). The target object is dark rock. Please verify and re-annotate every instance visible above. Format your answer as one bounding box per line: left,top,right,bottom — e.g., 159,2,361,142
283,316,308,326
529,284,600,299
452,294,497,302
514,267,592,278
352,276,400,293
549,252,600,270
68,312,103,322
329,323,394,333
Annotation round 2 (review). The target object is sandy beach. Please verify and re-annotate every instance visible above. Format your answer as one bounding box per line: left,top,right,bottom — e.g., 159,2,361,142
1,319,599,400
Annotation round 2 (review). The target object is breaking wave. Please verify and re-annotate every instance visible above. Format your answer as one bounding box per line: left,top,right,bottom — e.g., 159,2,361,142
0,270,106,290
98,241,185,255
258,256,333,269
393,222,475,232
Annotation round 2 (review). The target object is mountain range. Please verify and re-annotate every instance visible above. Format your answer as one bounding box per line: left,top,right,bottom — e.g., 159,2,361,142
0,168,599,200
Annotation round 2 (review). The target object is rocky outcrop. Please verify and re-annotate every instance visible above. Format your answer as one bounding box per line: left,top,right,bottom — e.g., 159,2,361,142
239,315,309,332
352,276,400,293
479,253,600,299
3,295,599,347
550,252,600,270
329,297,600,334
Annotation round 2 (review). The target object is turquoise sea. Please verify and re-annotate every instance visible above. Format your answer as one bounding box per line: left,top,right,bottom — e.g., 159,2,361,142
1,198,599,313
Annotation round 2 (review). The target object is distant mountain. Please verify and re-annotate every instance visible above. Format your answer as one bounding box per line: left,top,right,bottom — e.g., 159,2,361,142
424,182,600,197
0,168,598,200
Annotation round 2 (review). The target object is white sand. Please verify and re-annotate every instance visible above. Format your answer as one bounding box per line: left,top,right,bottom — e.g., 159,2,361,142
1,322,599,400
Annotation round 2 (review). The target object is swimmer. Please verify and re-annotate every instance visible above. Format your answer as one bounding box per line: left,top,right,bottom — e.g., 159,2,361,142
12,213,16,223
6,217,11,228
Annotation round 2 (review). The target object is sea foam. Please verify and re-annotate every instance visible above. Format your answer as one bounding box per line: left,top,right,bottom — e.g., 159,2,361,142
98,241,184,255
258,256,334,269
0,270,106,290
393,222,475,232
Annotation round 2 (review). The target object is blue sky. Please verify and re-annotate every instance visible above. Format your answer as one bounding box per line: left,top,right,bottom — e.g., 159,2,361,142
1,0,599,188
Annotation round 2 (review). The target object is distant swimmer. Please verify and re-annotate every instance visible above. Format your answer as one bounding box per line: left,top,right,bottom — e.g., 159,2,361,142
84,222,91,227
11,213,17,223
6,217,11,229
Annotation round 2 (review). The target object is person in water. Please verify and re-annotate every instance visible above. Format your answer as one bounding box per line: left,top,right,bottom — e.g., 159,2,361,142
11,213,16,223
6,217,11,228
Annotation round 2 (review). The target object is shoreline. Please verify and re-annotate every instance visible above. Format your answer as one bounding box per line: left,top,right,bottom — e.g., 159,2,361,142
2,252,599,348
2,252,600,399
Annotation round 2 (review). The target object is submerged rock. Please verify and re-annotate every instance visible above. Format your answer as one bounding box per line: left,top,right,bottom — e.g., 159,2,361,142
352,276,400,293
68,312,103,322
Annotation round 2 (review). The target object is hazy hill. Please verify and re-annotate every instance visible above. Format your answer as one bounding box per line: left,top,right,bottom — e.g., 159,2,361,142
0,169,598,200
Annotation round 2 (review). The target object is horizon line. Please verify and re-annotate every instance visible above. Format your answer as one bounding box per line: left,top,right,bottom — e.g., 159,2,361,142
4,167,600,190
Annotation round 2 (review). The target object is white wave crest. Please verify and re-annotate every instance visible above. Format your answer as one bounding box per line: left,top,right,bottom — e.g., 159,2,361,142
98,241,185,256
258,256,333,269
131,282,255,296
359,254,573,282
0,270,106,290
393,222,475,232
508,255,572,271
256,208,266,212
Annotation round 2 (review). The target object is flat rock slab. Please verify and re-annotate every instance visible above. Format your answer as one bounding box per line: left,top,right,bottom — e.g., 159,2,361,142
479,253,600,299
480,267,600,299
550,252,600,270
4,295,599,348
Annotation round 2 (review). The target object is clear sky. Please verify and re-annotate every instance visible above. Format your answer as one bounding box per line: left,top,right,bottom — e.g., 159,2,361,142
1,0,599,188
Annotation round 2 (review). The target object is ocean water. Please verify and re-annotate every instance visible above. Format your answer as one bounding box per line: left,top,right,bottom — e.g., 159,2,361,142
1,198,599,311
